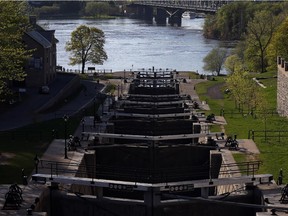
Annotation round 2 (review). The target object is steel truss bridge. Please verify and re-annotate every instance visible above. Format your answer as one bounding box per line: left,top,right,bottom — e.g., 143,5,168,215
130,0,284,26
132,0,228,13
132,0,283,12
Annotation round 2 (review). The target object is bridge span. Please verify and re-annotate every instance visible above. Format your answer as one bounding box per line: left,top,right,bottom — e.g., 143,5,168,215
129,0,280,26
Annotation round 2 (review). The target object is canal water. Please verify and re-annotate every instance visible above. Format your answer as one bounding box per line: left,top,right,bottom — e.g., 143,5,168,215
38,17,221,73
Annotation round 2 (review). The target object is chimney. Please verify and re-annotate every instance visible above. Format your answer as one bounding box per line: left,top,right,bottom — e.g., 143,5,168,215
29,16,37,28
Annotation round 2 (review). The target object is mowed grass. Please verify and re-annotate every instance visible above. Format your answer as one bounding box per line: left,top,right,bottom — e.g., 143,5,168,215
0,101,101,184
196,72,288,182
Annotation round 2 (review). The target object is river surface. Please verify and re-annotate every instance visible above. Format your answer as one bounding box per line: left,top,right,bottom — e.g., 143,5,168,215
38,17,220,73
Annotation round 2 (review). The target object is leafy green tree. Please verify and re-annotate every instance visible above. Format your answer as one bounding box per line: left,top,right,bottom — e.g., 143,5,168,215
66,25,108,74
203,2,287,40
203,47,227,76
224,54,243,74
267,16,288,71
244,10,282,73
214,2,248,40
226,70,262,114
84,2,109,18
0,1,31,101
203,14,220,39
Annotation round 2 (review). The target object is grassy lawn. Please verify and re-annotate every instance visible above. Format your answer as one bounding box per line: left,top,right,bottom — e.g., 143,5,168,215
0,100,101,184
196,72,288,182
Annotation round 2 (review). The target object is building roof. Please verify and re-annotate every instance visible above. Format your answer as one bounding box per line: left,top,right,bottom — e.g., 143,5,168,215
39,30,58,44
26,30,52,48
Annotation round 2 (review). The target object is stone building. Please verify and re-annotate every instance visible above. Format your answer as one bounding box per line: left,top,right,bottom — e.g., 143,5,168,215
22,16,57,87
277,57,288,117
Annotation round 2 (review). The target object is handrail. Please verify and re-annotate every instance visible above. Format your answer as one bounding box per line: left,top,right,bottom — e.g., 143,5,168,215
36,159,262,183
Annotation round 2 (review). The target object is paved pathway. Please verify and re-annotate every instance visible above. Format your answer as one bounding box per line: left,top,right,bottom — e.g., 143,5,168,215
0,77,104,131
180,79,210,110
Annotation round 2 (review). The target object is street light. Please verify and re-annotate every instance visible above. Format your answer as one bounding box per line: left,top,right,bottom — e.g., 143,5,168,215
63,115,69,159
99,93,105,115
81,118,85,132
34,154,40,174
93,97,96,128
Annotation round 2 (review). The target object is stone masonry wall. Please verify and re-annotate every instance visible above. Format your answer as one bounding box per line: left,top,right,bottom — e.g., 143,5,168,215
277,57,288,117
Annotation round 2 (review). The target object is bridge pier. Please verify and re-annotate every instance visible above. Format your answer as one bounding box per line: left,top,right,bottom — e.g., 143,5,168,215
168,10,183,27
155,8,167,25
136,5,153,23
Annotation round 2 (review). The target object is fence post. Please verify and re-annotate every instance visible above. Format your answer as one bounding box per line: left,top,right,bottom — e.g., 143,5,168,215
252,163,255,181
220,108,224,117
50,163,53,180
56,162,58,176
252,130,254,141
247,162,249,176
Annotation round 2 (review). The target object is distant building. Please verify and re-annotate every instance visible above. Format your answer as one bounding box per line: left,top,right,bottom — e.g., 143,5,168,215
22,16,57,87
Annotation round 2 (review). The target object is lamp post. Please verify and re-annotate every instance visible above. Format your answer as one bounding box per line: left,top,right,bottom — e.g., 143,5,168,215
81,118,85,133
93,97,96,128
100,94,105,115
34,154,40,174
63,115,69,159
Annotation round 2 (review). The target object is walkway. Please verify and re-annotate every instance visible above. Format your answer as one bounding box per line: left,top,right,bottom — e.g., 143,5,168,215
0,77,104,131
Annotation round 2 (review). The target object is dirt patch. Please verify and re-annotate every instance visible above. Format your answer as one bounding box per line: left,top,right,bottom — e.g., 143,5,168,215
207,83,225,99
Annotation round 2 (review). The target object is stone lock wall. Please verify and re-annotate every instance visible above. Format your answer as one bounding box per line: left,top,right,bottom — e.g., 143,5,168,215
277,57,288,117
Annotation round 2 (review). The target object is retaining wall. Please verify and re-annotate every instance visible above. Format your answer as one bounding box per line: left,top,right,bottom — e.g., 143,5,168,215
277,57,288,117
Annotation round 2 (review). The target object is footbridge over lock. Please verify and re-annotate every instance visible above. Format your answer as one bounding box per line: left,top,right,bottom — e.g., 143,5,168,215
130,0,281,26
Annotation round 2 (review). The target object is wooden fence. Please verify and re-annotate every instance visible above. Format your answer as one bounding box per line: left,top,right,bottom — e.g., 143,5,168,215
248,129,288,142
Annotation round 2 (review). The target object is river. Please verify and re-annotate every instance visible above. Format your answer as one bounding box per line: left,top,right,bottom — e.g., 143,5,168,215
38,17,220,73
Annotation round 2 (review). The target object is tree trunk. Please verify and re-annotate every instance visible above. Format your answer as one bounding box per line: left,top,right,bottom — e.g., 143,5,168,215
82,60,85,74
261,51,264,73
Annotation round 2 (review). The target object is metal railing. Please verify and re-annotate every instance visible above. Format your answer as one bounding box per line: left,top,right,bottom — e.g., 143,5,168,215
36,159,262,184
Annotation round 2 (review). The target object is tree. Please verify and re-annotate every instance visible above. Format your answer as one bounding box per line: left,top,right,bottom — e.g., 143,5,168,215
0,1,31,101
214,2,248,40
66,25,108,74
267,16,288,71
224,54,243,74
244,10,282,73
226,70,264,115
203,47,227,76
203,2,287,40
84,2,109,18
